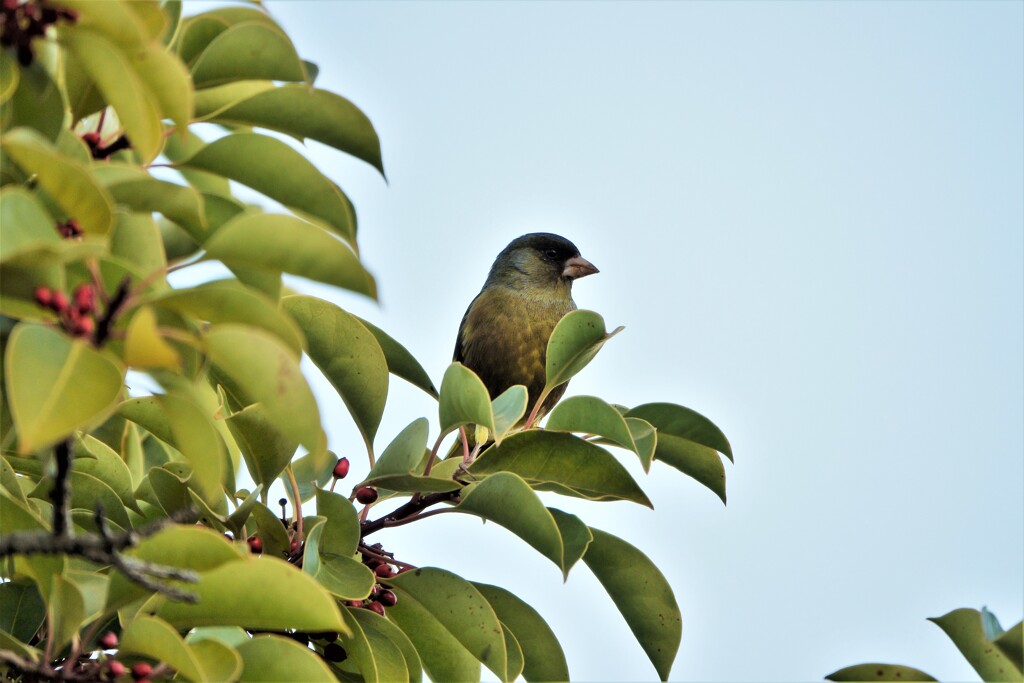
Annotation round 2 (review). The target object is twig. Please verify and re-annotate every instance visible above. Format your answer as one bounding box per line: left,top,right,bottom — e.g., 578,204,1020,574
360,489,461,538
49,440,72,538
357,545,417,570
523,390,549,430
92,276,131,346
420,433,446,477
377,507,456,530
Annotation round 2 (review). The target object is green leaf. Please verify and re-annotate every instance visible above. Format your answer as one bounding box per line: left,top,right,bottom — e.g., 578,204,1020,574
248,502,290,560
47,574,85,655
2,59,64,141
205,324,326,456
548,508,592,576
583,527,681,681
282,296,388,449
159,393,226,509
994,622,1023,672
627,402,733,461
203,213,374,298
826,664,938,681
60,0,160,48
501,624,525,683
61,27,163,162
120,615,205,682
177,133,356,242
313,554,375,601
314,488,361,557
226,403,298,491
128,40,194,133
471,430,652,507
438,362,495,435
236,634,337,682
929,608,1023,682
117,396,174,445
385,567,506,680
110,214,168,285
106,176,207,239
191,22,306,87
5,324,124,454
153,281,304,355
193,82,384,176
355,317,438,398
73,433,139,513
348,608,423,683
0,187,60,263
1,128,114,234
544,309,622,393
0,48,19,106
383,581,480,682
0,581,45,643
285,449,336,505
492,385,528,443
457,472,565,573
625,417,658,471
546,395,638,453
361,418,449,494
190,638,244,683
158,555,349,635
472,582,569,683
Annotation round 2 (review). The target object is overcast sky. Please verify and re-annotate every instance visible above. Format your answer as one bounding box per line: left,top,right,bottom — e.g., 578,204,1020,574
212,2,1022,680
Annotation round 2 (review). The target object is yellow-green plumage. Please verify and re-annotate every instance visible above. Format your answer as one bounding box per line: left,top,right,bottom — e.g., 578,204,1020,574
454,233,598,419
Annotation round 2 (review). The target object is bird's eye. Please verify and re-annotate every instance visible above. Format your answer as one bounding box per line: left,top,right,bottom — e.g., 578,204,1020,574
544,249,559,259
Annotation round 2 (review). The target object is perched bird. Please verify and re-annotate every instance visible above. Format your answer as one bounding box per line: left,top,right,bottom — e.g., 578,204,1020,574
454,232,599,422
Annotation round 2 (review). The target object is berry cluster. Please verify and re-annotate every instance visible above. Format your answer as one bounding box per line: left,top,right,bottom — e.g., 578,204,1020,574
57,218,82,238
0,0,77,66
35,282,97,339
348,543,405,617
82,131,132,160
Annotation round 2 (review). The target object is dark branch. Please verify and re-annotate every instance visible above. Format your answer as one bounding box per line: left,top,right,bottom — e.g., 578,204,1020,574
92,275,131,346
49,440,72,537
360,489,462,538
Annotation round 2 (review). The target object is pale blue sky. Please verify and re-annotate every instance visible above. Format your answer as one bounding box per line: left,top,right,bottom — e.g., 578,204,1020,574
211,2,1022,680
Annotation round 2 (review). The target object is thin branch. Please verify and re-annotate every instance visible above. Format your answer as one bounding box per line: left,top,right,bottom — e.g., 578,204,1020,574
360,489,461,538
92,276,131,346
357,545,417,570
49,440,72,538
420,432,446,477
376,507,457,530
523,389,550,430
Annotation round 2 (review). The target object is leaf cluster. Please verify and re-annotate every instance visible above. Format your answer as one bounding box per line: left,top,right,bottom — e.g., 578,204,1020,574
0,2,733,681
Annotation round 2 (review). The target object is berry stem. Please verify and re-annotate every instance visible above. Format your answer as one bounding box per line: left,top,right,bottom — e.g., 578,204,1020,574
283,465,304,542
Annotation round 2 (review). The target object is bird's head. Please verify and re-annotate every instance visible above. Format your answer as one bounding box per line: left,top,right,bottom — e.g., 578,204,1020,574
486,233,599,290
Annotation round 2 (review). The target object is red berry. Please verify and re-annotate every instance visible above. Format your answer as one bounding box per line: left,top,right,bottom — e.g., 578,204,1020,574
355,486,378,504
73,284,95,313
374,564,394,579
290,538,301,554
82,132,101,147
366,600,385,616
332,457,350,479
107,660,126,677
130,662,152,680
51,290,69,313
99,631,118,649
345,600,363,608
34,286,53,307
247,536,263,553
378,589,397,607
71,315,94,337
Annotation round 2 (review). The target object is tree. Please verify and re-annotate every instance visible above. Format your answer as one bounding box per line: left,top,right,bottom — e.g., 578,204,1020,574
0,2,733,680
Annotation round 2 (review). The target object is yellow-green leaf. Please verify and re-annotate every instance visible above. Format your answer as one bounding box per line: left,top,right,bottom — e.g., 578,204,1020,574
124,306,181,370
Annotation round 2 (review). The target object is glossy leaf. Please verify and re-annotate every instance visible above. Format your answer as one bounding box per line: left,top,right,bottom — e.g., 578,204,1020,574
1,128,114,234
158,556,349,634
929,608,1023,682
473,582,570,683
544,309,622,392
191,22,306,87
120,615,205,682
226,403,298,490
471,430,652,507
386,567,506,679
355,316,438,398
439,362,494,435
205,324,326,455
236,634,337,682
627,402,733,461
194,82,384,175
826,664,938,681
583,526,681,681
203,213,374,297
457,472,564,572
282,295,388,448
5,324,124,453
153,281,304,354
61,28,163,162
178,133,355,242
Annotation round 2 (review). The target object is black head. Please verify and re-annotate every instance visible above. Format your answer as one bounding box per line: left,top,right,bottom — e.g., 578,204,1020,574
486,233,598,288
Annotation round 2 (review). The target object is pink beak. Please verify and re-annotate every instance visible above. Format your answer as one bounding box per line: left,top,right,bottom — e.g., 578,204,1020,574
562,255,599,280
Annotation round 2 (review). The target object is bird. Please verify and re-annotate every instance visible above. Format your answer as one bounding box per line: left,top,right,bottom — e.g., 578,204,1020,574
453,232,599,424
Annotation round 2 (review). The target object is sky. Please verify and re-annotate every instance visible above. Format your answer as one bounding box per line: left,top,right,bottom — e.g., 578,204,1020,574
201,2,1022,680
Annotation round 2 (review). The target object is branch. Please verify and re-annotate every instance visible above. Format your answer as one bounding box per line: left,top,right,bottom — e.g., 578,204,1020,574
360,489,462,538
92,275,131,346
49,440,72,538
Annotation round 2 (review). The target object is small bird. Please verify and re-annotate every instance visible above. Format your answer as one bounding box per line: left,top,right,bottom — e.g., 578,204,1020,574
454,233,599,422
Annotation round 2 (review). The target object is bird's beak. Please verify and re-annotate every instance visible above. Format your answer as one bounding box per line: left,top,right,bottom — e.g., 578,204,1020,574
562,255,599,280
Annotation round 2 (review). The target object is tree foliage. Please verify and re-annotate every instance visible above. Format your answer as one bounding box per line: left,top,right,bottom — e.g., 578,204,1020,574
0,2,733,680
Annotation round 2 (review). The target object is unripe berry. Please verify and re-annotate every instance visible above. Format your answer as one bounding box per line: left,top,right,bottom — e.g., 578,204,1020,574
247,536,263,553
332,457,350,479
34,286,53,308
107,660,126,677
374,564,394,579
73,284,95,313
99,631,118,649
378,589,398,607
355,486,378,504
130,662,152,680
367,600,385,616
